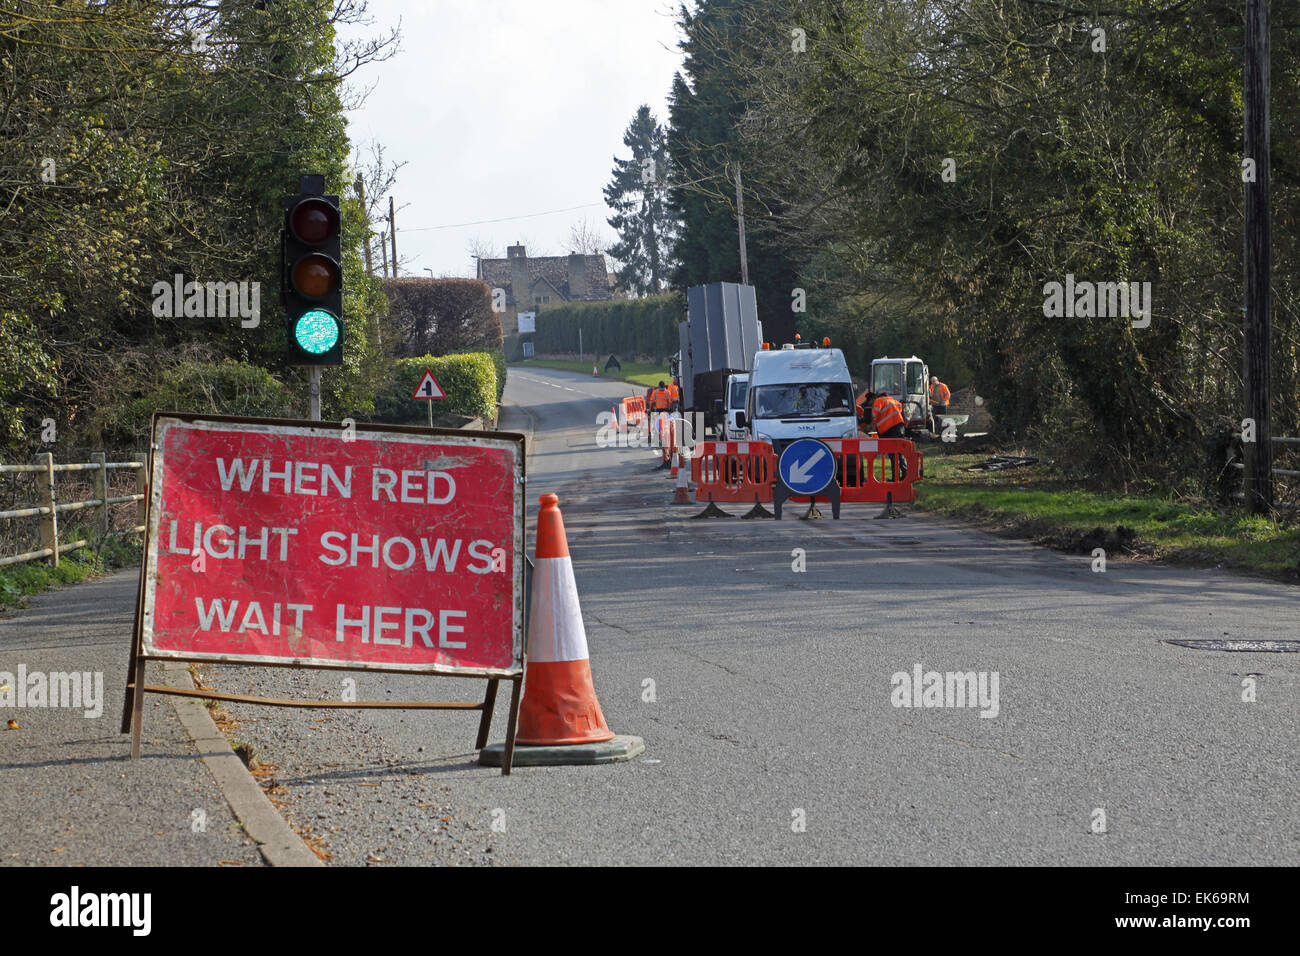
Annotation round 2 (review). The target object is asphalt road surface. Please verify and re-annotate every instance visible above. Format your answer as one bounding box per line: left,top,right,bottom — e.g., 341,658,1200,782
153,366,1300,864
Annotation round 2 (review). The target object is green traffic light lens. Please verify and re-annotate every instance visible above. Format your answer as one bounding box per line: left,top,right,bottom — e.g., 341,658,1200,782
294,309,339,354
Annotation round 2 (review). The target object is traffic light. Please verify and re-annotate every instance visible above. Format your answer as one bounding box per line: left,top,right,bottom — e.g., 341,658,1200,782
282,174,343,366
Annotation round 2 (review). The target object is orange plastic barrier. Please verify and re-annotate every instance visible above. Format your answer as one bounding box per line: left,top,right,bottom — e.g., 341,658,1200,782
789,437,924,504
691,441,777,502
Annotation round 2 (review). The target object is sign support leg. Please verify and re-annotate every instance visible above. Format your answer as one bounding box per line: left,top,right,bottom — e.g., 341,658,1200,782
773,481,792,519
475,678,500,750
129,653,146,759
501,676,522,776
120,635,139,736
120,524,150,734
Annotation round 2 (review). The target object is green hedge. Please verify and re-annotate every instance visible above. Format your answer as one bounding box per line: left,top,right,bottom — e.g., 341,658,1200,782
479,349,507,400
530,293,683,361
90,359,294,449
376,353,498,425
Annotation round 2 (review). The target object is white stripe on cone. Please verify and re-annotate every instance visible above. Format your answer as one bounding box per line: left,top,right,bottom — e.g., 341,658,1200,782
527,556,590,663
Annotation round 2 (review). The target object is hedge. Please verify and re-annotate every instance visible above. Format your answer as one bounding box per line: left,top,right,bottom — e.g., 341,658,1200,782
376,352,498,425
90,359,294,449
529,293,683,361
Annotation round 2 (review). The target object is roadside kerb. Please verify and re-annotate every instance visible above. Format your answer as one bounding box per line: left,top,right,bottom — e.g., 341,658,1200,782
163,661,323,867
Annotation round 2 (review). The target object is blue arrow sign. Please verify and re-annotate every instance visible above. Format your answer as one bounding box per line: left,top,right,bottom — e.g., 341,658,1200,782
777,438,835,496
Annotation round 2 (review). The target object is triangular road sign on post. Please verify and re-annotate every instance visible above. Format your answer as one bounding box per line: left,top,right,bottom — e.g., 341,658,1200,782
412,370,446,400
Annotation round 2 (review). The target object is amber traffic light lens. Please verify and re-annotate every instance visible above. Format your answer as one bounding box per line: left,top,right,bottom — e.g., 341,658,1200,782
289,197,339,244
291,253,340,298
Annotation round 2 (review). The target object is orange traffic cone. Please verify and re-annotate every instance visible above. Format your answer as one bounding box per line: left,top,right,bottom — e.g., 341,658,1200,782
593,362,599,377
673,452,691,503
516,494,615,745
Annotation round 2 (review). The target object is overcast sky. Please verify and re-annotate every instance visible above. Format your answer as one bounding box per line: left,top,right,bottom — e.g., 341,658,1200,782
338,0,685,278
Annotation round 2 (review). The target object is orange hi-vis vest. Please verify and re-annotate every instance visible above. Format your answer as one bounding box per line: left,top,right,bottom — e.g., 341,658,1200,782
872,394,905,433
650,388,673,412
930,380,950,405
666,382,680,405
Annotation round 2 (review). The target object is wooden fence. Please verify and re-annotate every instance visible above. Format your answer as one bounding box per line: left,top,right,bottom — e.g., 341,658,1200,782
0,452,147,568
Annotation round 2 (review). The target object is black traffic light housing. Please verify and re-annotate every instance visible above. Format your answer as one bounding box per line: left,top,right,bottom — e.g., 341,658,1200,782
281,174,343,366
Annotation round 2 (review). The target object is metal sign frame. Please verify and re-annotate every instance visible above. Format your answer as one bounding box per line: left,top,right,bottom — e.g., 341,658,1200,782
121,412,528,774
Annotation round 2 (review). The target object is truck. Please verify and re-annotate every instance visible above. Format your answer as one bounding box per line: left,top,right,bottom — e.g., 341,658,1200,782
868,355,968,440
675,282,763,436
738,342,858,454
722,373,749,440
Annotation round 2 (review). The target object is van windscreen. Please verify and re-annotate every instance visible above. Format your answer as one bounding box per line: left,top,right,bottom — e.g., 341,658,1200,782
752,383,854,418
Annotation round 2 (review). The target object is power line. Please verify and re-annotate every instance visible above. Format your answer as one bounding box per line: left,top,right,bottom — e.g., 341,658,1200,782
401,201,608,233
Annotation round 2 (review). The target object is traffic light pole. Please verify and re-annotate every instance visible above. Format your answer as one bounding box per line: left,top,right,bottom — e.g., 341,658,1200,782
310,367,322,422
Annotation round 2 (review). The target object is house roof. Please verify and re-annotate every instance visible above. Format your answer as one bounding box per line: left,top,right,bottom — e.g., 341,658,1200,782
476,252,612,303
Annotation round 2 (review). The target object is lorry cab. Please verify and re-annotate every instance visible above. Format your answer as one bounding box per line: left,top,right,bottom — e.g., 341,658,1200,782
740,343,857,453
724,373,749,440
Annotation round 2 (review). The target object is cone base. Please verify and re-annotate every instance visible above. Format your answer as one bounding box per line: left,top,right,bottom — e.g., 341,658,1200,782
479,734,645,767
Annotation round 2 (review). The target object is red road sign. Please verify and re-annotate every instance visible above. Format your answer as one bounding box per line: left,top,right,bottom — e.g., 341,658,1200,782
141,415,524,676
412,370,445,400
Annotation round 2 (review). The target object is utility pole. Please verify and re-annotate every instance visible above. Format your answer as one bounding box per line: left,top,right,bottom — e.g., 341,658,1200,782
388,196,398,277
380,230,389,277
1244,0,1273,513
354,175,373,275
735,163,749,286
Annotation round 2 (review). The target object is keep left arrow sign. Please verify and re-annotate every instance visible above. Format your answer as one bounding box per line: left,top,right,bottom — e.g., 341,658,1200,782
787,447,826,484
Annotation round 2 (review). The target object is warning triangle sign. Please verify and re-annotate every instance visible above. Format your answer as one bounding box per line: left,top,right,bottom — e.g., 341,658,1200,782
411,370,446,400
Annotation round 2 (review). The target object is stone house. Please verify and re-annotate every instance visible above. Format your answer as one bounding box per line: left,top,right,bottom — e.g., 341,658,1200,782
475,243,614,339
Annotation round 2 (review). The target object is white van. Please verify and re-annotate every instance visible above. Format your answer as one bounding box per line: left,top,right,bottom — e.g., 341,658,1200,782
723,373,749,439
737,344,858,452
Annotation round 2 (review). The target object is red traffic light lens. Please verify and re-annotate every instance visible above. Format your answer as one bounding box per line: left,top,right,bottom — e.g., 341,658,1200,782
291,253,340,298
289,197,339,244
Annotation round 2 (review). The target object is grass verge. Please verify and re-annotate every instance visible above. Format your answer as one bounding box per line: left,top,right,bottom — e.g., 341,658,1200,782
511,358,671,388
916,451,1300,581
0,532,142,609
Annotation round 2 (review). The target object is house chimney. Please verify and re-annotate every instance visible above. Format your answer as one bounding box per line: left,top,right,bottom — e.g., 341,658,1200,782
509,245,530,320
568,253,588,299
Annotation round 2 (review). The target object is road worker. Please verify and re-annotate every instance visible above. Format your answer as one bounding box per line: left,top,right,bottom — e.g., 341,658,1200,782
647,381,674,448
929,376,951,416
650,381,674,414
666,379,681,412
861,390,908,480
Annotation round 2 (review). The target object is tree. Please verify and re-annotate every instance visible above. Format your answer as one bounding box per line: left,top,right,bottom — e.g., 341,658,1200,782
0,0,399,452
677,0,1300,490
567,218,606,256
604,105,674,296
383,278,503,358
667,0,800,343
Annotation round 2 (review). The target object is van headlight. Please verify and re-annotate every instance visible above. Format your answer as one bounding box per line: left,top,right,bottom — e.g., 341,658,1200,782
840,425,858,438
755,432,773,444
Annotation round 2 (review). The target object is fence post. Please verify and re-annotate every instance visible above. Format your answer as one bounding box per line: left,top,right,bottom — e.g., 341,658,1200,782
91,451,109,543
135,449,148,531
37,451,58,567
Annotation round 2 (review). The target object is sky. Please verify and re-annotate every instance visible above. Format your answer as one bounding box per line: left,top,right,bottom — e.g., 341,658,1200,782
338,0,686,278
